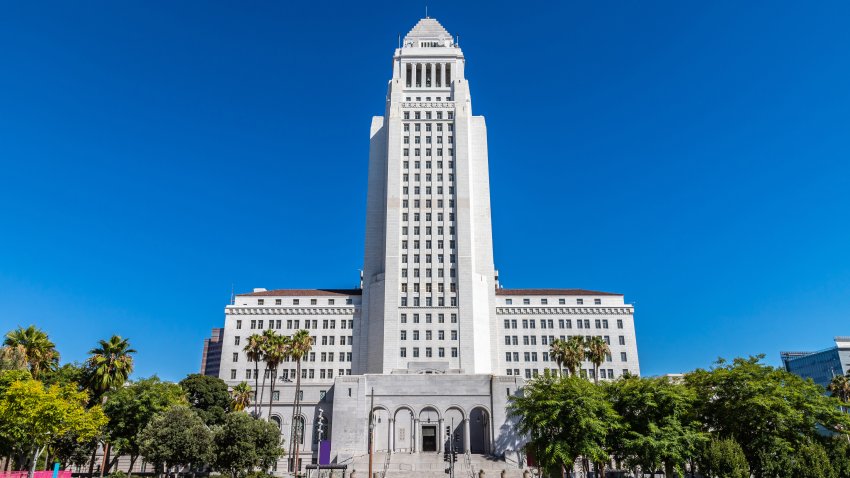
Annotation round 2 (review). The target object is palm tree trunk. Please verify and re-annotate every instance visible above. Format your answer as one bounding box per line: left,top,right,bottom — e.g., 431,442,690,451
593,365,599,385
290,359,303,475
267,367,277,422
258,366,268,418
253,362,260,416
98,442,110,478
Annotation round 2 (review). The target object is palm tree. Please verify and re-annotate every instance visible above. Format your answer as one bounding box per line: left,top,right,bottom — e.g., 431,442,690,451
86,335,137,400
288,329,313,474
231,382,253,412
0,343,27,371
256,329,277,417
3,325,59,379
562,336,586,377
549,339,566,376
585,336,610,385
829,373,850,406
86,335,136,477
265,334,291,421
243,333,265,416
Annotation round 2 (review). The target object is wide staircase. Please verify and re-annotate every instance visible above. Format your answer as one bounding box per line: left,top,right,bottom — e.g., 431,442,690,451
346,452,527,478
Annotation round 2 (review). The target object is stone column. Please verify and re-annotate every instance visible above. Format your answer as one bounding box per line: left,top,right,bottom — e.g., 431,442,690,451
413,418,420,452
388,418,395,454
429,62,435,88
463,418,471,453
438,418,444,453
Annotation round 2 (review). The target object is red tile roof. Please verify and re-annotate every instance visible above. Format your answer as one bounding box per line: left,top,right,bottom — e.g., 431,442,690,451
237,289,362,297
496,288,621,296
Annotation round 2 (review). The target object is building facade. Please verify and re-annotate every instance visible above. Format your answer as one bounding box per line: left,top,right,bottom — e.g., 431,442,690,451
207,17,641,474
781,336,850,389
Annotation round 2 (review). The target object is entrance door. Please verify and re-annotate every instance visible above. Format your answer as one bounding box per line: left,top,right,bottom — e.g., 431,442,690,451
422,425,437,452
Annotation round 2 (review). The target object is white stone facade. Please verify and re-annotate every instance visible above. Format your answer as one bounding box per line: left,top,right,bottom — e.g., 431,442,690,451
208,17,640,474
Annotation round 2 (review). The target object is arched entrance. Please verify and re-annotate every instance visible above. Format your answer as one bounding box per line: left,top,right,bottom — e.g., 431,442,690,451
444,407,465,453
419,407,440,453
469,407,491,454
393,407,415,452
370,407,391,452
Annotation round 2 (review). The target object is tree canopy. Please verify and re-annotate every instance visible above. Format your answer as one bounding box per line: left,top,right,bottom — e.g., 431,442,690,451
211,412,283,478
179,373,231,426
138,405,213,477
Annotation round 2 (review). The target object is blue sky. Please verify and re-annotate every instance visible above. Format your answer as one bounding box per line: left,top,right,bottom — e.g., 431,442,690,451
1,1,849,381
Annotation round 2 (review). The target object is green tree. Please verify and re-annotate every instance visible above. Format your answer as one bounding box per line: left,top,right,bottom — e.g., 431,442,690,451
822,436,850,478
85,335,136,477
212,412,283,478
3,326,59,379
287,330,312,471
257,330,277,415
791,439,835,478
607,376,706,477
698,437,749,478
179,374,231,426
138,406,213,478
686,356,850,478
231,382,252,412
509,374,618,477
86,335,136,402
103,377,187,476
242,335,265,417
562,336,585,377
585,336,610,385
0,378,107,478
41,362,87,389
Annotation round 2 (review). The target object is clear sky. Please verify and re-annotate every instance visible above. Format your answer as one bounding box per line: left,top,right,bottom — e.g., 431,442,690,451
1,1,849,381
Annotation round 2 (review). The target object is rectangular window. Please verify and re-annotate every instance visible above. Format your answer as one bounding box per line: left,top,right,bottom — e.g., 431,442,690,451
621,352,628,361
617,319,624,329
451,347,458,357
232,353,239,362
619,336,626,345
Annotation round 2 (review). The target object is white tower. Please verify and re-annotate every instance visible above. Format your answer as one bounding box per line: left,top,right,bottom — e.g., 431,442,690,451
358,18,497,374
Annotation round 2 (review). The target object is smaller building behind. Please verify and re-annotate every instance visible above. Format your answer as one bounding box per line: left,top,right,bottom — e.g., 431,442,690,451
780,336,850,388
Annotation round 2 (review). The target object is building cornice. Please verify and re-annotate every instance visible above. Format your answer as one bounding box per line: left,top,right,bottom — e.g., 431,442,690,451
496,307,634,315
225,307,359,316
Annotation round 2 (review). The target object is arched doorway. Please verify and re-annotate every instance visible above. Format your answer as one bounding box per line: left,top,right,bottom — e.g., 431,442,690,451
419,407,440,453
443,407,465,453
370,407,391,452
469,407,491,454
393,407,415,452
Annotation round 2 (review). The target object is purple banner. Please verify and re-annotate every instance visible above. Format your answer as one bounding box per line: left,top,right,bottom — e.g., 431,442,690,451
319,440,331,465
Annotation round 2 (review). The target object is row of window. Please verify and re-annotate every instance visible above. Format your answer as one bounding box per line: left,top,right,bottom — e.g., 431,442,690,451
399,330,458,341
403,111,454,120
402,239,455,249
403,148,454,157
230,368,351,381
401,253,455,264
400,313,458,324
404,96,451,102
401,268,455,278
400,283,456,293
505,351,629,362
506,368,626,379
255,298,354,306
401,225,454,235
504,335,627,346
235,334,353,347
403,160,454,171
503,318,624,330
400,296,458,307
234,350,354,363
504,298,602,306
400,347,458,358
238,319,356,330
403,135,453,145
